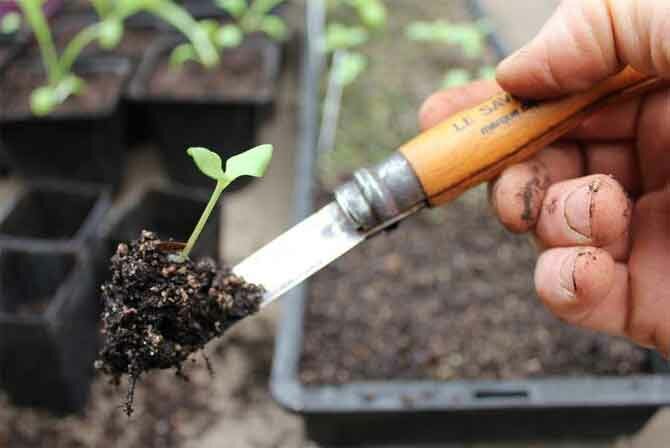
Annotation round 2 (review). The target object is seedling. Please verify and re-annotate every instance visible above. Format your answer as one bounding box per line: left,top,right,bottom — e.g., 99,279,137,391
179,144,273,261
317,0,387,154
0,11,21,35
98,145,273,414
170,0,288,68
14,0,217,115
406,19,496,88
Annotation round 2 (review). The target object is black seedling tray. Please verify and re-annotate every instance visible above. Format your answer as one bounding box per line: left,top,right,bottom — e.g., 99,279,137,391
101,185,221,276
270,2,670,445
0,181,112,250
0,245,99,414
129,35,281,190
0,55,131,191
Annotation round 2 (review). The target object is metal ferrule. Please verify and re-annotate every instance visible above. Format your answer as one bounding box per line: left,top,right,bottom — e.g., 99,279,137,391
334,153,427,231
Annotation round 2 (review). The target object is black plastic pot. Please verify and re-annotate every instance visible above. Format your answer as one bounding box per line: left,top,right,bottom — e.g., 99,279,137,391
0,181,112,250
129,35,281,190
0,181,113,286
270,2,670,445
0,55,131,191
102,185,221,274
0,245,99,414
0,33,27,178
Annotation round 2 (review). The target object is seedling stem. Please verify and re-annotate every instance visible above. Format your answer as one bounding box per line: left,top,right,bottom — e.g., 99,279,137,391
179,145,273,261
181,180,227,260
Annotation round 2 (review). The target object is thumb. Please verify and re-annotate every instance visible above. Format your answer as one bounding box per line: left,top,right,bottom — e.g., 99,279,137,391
496,0,670,98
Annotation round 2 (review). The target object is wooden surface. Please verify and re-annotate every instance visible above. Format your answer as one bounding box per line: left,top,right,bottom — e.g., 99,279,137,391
399,68,662,206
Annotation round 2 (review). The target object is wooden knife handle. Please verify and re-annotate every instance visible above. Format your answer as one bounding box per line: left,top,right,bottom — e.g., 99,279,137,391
399,67,666,207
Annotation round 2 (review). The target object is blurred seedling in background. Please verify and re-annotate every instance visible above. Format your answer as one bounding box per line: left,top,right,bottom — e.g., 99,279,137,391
13,0,217,116
405,19,496,88
318,0,387,154
170,0,288,68
0,10,21,34
177,145,274,262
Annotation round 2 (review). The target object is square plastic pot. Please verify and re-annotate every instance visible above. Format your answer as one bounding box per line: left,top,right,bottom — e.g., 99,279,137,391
0,55,131,191
0,181,112,287
0,181,112,251
128,35,281,191
270,3,670,445
101,185,221,276
0,245,99,414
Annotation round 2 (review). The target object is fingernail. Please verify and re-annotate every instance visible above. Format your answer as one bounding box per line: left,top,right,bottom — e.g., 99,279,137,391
558,252,578,300
564,185,593,240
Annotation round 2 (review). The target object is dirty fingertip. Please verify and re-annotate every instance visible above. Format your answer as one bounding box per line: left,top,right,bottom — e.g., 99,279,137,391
492,162,551,233
535,247,615,320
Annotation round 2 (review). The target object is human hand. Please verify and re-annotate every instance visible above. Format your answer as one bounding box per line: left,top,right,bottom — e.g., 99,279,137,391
420,0,670,354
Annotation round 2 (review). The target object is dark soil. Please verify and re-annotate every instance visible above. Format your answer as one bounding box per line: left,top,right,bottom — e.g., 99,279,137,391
45,13,158,58
299,188,648,384
0,62,125,117
0,47,11,66
300,0,647,385
148,45,267,99
97,231,263,415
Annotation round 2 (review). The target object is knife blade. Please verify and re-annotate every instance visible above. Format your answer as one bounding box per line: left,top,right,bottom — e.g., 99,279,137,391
233,202,365,307
233,68,665,309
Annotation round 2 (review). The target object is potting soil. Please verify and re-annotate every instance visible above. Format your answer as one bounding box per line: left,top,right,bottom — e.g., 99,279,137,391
97,230,263,415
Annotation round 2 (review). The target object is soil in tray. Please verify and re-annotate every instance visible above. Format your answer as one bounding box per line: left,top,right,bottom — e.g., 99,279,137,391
97,231,263,415
300,0,648,384
47,14,158,58
1,64,124,117
148,45,267,99
300,187,648,384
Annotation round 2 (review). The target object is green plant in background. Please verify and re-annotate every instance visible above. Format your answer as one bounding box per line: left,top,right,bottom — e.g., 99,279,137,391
14,0,218,116
406,19,496,88
170,0,288,67
323,0,387,85
179,145,273,261
318,0,387,154
0,11,21,34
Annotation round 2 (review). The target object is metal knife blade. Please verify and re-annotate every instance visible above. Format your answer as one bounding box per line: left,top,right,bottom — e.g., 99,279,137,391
233,202,366,308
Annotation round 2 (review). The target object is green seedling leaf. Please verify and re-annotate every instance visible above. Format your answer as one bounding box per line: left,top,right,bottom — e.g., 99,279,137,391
199,19,221,37
30,86,58,116
405,21,443,41
0,11,21,34
29,75,84,116
187,147,226,180
348,0,386,30
98,18,123,49
478,65,496,81
214,24,243,48
170,43,198,67
181,144,274,260
325,23,368,52
260,15,288,41
215,0,247,18
406,20,488,59
442,68,472,89
450,25,486,59
334,51,367,86
225,144,274,179
249,0,285,16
